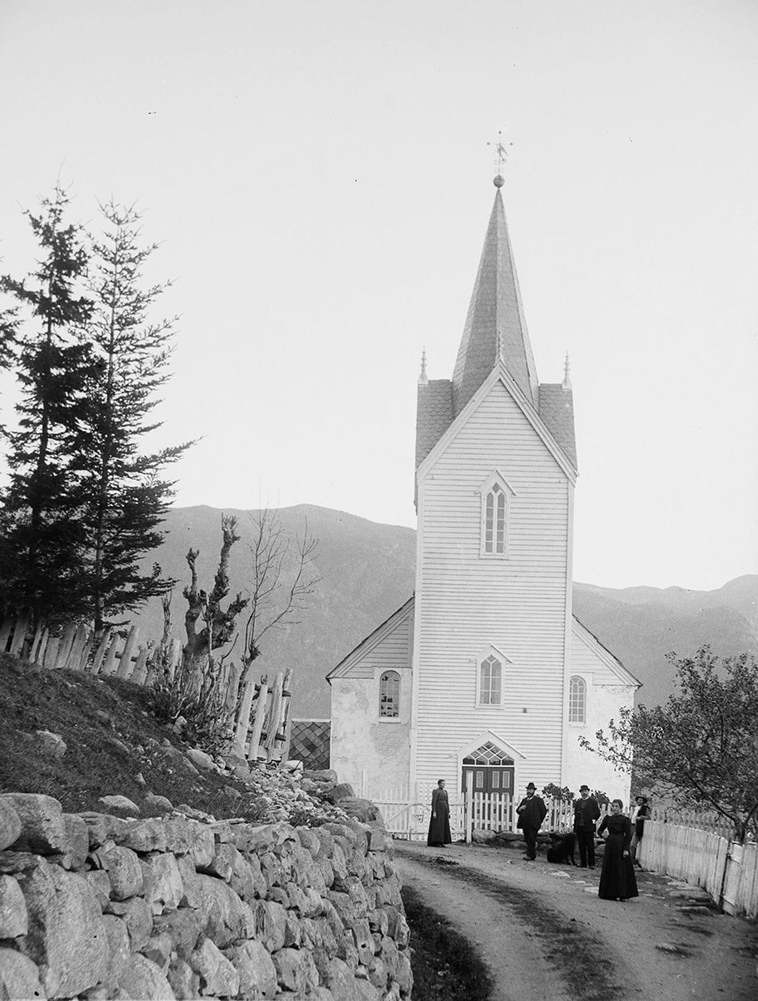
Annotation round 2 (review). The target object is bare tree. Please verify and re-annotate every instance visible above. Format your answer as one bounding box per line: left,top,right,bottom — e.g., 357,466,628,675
181,514,248,695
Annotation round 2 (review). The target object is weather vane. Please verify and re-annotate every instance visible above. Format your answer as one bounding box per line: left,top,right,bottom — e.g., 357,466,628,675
487,129,513,179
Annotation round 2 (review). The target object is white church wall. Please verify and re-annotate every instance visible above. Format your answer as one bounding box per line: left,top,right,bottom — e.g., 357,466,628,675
413,379,572,794
329,673,411,796
564,680,634,805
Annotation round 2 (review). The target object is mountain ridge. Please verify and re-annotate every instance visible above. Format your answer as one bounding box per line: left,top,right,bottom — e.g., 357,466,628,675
134,505,757,718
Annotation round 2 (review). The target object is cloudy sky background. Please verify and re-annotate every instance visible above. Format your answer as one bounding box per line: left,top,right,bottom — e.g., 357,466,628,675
1,0,756,591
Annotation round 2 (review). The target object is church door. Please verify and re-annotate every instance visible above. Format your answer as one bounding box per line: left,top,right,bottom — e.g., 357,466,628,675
462,765,514,795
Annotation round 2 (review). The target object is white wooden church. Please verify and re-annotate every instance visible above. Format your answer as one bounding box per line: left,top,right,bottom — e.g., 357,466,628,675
328,175,639,815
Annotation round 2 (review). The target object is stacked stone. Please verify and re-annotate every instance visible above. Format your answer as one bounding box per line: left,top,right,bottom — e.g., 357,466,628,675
0,793,412,1000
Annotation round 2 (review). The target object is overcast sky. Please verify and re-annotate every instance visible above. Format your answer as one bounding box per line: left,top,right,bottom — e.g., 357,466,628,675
1,0,756,592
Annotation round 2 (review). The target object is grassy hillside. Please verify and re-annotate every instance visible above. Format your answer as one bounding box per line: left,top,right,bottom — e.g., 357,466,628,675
133,505,758,716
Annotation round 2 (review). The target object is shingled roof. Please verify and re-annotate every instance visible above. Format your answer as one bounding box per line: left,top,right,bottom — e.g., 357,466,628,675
415,180,577,477
451,186,539,415
539,383,578,471
415,378,453,467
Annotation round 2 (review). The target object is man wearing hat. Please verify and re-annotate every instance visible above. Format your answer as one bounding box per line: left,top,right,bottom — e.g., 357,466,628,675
573,784,601,868
516,782,547,860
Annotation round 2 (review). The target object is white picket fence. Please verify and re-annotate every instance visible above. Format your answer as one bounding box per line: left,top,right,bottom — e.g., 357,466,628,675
369,786,594,843
370,782,758,918
640,820,758,918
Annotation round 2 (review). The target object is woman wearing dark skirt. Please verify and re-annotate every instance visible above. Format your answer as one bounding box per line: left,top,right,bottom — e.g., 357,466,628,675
427,779,452,846
597,799,639,901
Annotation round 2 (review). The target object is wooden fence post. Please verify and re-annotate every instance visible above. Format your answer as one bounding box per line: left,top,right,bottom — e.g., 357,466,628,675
65,623,91,671
0,613,15,652
100,634,121,676
115,626,139,680
130,647,150,686
53,623,77,669
247,677,269,763
8,611,30,658
90,628,112,675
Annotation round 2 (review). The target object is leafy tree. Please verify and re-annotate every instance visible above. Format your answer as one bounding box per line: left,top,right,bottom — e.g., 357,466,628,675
74,201,191,630
579,647,758,842
0,186,94,623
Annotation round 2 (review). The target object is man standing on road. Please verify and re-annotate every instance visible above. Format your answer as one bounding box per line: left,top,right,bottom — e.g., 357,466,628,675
516,782,547,860
573,784,601,868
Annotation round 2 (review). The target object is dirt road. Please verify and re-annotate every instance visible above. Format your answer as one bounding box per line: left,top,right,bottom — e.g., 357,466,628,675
395,841,757,1001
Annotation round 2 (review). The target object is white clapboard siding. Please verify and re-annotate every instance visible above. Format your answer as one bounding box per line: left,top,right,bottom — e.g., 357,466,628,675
414,379,571,790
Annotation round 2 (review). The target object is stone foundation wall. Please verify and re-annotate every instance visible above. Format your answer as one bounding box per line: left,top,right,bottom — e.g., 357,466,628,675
0,793,412,1000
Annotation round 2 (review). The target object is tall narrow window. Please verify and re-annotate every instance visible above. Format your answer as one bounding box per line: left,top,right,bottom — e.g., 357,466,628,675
479,654,502,705
479,471,515,557
569,676,586,724
380,671,400,718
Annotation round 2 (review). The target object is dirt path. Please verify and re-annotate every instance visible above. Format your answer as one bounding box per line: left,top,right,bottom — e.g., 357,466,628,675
395,841,757,1001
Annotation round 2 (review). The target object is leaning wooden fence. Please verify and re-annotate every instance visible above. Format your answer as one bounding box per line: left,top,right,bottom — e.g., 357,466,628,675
640,820,758,918
0,609,292,766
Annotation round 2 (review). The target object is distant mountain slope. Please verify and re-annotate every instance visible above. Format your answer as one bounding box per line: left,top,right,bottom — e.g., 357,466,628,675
137,505,417,718
136,505,757,718
573,577,758,707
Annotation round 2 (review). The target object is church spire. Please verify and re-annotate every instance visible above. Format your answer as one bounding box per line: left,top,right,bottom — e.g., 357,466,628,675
451,176,539,415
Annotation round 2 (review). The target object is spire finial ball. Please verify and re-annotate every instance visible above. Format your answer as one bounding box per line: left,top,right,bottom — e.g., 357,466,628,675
493,174,505,188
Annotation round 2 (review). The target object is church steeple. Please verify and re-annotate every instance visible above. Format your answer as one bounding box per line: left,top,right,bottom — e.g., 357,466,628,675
451,177,539,415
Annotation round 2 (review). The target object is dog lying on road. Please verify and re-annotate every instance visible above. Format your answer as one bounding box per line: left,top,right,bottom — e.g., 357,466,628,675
546,831,577,865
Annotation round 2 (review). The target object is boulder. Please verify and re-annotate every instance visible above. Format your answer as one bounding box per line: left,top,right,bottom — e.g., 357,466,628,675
0,799,21,852
114,953,176,1000
224,940,277,999
98,795,140,817
166,957,200,1000
35,729,67,758
273,946,320,995
338,797,383,823
140,853,184,914
0,873,28,937
189,937,240,997
185,747,216,772
55,814,89,871
97,845,144,900
104,896,153,951
0,947,45,1001
143,793,174,815
324,783,356,804
2,793,68,855
17,861,109,998
194,873,255,948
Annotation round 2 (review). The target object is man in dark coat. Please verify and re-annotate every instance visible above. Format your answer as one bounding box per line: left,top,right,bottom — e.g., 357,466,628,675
573,784,601,868
516,782,547,860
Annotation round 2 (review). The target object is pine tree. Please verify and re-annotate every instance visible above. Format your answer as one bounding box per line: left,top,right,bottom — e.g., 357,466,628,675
73,201,192,631
0,187,94,624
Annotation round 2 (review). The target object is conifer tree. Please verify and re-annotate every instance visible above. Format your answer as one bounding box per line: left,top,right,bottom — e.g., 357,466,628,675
73,201,192,631
0,187,94,624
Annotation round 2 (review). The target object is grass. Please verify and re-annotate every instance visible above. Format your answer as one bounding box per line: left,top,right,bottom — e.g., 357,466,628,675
0,652,266,820
402,885,493,1001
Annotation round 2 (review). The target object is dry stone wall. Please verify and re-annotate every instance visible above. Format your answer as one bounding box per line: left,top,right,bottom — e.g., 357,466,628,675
0,792,412,1000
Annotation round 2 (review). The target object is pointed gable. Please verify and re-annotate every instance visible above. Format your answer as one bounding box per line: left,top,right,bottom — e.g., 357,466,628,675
451,186,539,415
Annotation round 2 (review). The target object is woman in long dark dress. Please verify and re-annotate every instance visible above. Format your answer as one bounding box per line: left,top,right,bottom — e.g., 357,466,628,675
597,799,639,901
427,779,452,846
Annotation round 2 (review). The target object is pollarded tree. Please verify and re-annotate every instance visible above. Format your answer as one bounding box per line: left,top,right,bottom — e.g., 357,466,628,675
73,201,192,631
0,186,94,624
579,647,758,842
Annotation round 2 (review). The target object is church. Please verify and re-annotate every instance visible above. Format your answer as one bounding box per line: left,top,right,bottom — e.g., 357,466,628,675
327,174,638,815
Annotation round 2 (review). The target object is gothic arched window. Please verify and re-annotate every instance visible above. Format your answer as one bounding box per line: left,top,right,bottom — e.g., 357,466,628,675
569,676,586,724
380,671,400,718
479,654,502,706
478,471,515,557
